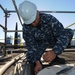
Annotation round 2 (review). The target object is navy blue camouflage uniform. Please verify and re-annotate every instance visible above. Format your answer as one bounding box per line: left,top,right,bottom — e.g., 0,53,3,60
23,13,74,63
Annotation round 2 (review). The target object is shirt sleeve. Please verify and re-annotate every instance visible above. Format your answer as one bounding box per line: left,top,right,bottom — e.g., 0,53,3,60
23,26,48,63
50,16,70,55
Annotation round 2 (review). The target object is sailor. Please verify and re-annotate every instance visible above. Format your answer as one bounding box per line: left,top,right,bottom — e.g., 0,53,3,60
18,1,74,74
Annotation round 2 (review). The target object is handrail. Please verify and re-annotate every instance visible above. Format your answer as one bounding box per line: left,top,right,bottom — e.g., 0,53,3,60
66,23,75,28
4,30,22,32
7,10,75,13
40,11,75,13
0,4,7,14
3,29,75,32
12,0,22,26
0,24,7,30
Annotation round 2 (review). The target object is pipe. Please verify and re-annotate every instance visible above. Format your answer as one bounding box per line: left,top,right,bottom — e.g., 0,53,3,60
40,11,75,13
4,30,22,32
23,62,35,75
4,9,8,56
12,0,22,26
0,53,24,75
7,10,75,13
0,4,7,14
3,29,75,32
0,24,7,30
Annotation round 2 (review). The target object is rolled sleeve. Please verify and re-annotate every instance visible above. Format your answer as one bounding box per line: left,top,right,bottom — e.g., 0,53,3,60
50,17,73,55
53,29,73,55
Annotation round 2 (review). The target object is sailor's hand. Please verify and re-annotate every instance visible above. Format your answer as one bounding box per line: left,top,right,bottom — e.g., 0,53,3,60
35,61,42,75
43,50,56,62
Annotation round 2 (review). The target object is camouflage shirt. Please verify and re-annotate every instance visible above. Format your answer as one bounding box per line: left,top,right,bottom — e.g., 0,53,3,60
23,13,73,63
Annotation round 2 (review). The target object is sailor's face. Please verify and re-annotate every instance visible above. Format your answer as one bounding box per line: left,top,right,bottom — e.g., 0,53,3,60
32,11,40,27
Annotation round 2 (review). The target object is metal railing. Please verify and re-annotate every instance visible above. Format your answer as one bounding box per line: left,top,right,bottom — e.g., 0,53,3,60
0,0,75,55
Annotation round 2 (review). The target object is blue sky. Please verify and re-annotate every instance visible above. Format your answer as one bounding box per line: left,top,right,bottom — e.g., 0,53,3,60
0,0,75,42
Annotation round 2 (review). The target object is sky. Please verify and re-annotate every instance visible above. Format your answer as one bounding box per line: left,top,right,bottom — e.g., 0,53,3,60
0,0,75,43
